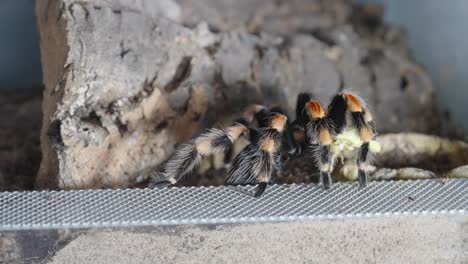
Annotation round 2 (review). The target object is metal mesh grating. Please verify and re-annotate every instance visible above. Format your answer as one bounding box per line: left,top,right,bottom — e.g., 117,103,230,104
0,179,467,231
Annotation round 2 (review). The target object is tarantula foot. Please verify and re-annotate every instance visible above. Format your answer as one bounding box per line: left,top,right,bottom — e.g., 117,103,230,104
321,172,333,190
358,169,368,188
148,180,173,188
254,182,268,197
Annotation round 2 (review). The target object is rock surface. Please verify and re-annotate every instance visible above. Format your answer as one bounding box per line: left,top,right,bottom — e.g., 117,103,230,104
375,133,468,172
36,0,442,189
446,165,468,179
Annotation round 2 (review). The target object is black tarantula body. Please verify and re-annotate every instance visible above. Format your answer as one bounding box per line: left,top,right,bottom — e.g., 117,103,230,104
226,112,288,197
326,92,376,187
304,100,337,189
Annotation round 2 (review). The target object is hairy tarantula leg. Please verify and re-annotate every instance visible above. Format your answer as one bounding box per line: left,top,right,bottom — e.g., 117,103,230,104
253,113,287,197
251,151,274,198
305,100,336,189
308,144,334,189
268,111,291,173
148,180,172,188
223,127,263,168
254,182,268,197
357,142,370,187
154,122,249,185
296,93,313,122
270,106,298,158
223,146,234,168
147,170,173,188
327,93,348,134
223,104,267,168
253,106,296,171
319,145,334,189
159,143,200,185
291,92,313,152
226,113,288,197
321,172,332,189
225,144,256,186
342,92,376,188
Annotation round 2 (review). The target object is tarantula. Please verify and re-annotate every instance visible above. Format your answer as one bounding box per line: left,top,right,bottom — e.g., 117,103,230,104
149,91,377,197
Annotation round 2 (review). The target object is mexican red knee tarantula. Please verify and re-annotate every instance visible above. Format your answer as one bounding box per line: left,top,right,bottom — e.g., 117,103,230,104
149,91,376,197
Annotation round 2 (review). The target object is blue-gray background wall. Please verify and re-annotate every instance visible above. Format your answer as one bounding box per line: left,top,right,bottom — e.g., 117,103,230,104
356,0,468,132
1,1,467,131
0,0,42,90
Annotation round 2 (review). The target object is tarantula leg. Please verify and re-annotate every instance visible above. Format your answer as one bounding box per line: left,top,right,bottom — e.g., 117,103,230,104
251,150,274,197
291,92,313,151
225,144,257,185
254,182,268,197
223,104,267,168
305,100,337,189
350,109,372,188
257,111,287,158
151,122,249,185
321,172,332,189
148,180,173,188
223,146,234,168
226,113,288,197
327,93,348,134
357,168,367,188
254,106,295,171
147,170,174,188
296,93,313,122
224,127,263,170
318,145,334,189
160,143,201,184
357,142,370,187
342,93,375,188
270,106,298,157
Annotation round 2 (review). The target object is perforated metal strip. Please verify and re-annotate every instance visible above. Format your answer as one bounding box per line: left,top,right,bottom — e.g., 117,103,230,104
0,179,467,231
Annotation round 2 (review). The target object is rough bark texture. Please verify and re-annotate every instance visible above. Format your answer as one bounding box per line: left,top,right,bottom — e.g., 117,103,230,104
35,0,441,189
